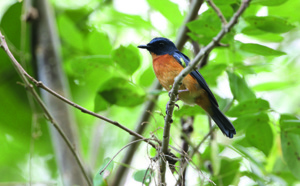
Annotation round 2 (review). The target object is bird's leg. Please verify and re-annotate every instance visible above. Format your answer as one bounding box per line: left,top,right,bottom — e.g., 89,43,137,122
166,89,189,116
178,89,189,94
166,100,179,115
168,89,189,101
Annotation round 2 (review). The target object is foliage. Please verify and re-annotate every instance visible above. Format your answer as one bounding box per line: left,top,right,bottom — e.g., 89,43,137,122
93,158,114,186
1,0,300,185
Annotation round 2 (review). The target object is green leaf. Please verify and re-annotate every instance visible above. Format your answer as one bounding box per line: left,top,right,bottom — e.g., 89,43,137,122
226,98,270,117
212,47,243,64
233,112,269,132
241,26,266,35
138,67,156,87
233,145,265,170
240,171,265,184
280,114,300,135
67,55,112,76
241,26,284,42
96,78,145,107
213,0,238,5
100,88,144,107
200,64,227,86
147,0,183,26
269,0,300,23
252,0,288,6
95,8,152,29
245,16,295,33
253,81,291,91
112,45,141,75
212,158,241,186
273,157,300,184
239,43,286,56
0,2,22,50
0,2,41,174
214,95,233,112
133,169,153,185
280,114,300,180
218,5,234,18
227,71,256,102
57,15,84,50
64,7,93,23
150,147,156,157
87,31,112,55
250,34,284,42
0,2,30,71
174,105,205,117
245,121,273,156
187,9,221,45
0,81,37,182
94,158,114,186
94,94,109,112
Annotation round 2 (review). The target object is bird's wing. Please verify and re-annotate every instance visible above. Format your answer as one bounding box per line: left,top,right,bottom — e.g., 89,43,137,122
172,50,218,106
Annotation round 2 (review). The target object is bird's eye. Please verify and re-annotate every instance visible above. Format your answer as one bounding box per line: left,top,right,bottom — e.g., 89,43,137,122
159,42,164,46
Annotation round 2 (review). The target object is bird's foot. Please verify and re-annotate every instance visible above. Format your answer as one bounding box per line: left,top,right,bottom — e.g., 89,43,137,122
168,89,189,101
168,89,189,98
178,89,189,94
166,100,180,116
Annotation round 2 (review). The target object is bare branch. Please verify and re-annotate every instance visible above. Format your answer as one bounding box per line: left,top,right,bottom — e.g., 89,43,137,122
0,31,92,186
1,30,161,186
159,0,252,184
0,35,158,149
206,0,228,25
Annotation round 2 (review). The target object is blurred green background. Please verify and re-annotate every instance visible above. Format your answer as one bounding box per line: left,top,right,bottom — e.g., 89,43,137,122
1,0,300,185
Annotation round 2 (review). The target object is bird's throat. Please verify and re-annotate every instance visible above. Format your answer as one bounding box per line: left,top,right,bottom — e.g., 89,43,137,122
150,52,159,60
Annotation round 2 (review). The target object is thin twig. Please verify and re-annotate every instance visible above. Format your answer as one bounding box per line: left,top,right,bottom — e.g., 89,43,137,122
206,0,228,25
0,32,157,149
174,127,216,186
25,76,157,147
0,31,92,186
100,138,151,175
111,82,161,186
159,0,252,184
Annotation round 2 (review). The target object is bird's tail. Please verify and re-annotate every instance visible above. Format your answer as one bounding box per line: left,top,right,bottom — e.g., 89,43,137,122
210,104,236,138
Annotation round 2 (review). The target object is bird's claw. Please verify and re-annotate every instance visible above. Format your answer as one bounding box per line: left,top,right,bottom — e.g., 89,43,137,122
165,101,180,116
168,91,172,98
168,89,189,98
174,103,180,110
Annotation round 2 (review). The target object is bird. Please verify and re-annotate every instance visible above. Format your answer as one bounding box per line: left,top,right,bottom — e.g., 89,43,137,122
138,37,236,138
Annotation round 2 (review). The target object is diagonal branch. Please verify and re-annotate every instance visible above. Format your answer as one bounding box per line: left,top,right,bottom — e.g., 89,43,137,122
0,31,92,186
0,37,156,148
159,0,252,184
206,0,228,25
1,30,164,185
111,1,205,185
100,138,152,175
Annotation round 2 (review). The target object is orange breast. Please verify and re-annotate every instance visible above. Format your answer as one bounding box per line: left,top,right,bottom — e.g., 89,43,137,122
152,54,202,105
152,54,183,91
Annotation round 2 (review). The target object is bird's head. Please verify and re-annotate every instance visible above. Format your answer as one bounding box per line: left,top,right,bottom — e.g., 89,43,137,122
138,37,177,55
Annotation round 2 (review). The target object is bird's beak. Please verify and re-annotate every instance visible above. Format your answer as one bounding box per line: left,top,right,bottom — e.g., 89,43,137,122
137,44,149,49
